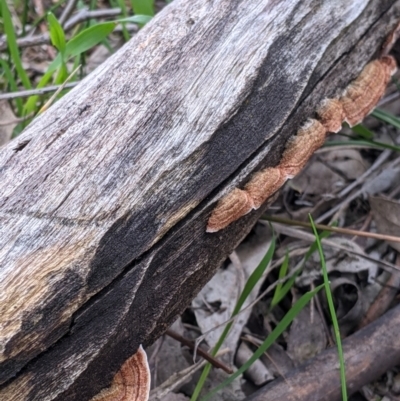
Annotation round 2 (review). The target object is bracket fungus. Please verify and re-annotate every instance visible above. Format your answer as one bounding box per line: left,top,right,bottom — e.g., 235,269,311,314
206,54,397,233
244,167,287,210
91,346,150,401
206,188,254,233
340,56,396,127
317,98,345,133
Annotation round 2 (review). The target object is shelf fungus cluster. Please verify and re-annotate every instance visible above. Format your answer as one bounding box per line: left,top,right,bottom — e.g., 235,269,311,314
91,346,150,401
206,55,397,233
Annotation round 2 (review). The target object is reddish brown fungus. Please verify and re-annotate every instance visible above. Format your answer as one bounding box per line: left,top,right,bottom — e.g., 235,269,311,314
279,119,327,178
245,167,286,209
340,57,395,126
91,345,150,401
317,98,345,133
206,188,254,233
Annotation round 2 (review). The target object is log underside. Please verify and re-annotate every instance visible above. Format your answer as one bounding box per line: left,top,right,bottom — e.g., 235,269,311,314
0,1,399,400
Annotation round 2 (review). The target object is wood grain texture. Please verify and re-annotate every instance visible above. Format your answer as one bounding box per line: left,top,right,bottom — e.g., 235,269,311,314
0,1,400,400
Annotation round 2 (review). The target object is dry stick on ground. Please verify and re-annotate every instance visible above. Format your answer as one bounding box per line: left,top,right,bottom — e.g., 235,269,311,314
358,253,400,329
264,215,400,243
165,329,233,374
1,1,400,401
245,303,400,401
0,82,78,100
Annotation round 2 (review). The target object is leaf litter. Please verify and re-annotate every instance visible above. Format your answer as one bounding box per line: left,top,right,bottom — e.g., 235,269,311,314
151,80,400,401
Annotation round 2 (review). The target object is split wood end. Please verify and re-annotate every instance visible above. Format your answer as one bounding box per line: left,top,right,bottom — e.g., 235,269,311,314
206,188,254,233
90,345,150,401
245,167,287,209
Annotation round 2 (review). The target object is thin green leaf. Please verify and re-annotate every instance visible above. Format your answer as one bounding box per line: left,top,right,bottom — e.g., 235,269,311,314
23,68,55,115
233,237,276,316
324,139,400,152
351,124,373,140
118,15,153,25
269,225,334,309
47,12,66,54
273,268,301,305
130,0,154,16
115,0,130,41
304,227,335,260
191,237,276,401
55,63,69,85
200,284,324,401
26,21,116,106
65,22,116,59
309,215,348,401
271,251,289,307
372,108,400,130
0,59,23,113
1,0,31,89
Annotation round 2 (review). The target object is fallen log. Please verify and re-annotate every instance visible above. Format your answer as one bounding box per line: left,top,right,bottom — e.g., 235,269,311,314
0,1,399,400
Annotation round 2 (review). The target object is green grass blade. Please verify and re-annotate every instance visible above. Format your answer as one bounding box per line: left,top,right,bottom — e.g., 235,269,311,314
1,0,32,89
271,251,289,307
190,237,276,401
309,215,348,401
47,12,66,54
115,0,130,41
23,68,55,115
351,124,374,140
0,59,23,113
130,0,154,16
269,225,334,309
200,284,324,401
21,0,29,35
324,139,400,152
372,108,400,130
65,22,116,59
304,226,335,260
232,237,276,316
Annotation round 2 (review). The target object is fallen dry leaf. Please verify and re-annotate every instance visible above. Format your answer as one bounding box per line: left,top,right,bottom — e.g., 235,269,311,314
370,195,400,252
286,305,326,365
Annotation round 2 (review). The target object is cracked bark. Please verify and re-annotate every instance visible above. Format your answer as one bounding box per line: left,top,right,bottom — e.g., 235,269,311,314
0,1,399,400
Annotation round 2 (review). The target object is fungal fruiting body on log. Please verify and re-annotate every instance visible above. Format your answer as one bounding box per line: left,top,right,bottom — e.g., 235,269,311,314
206,188,254,233
206,55,397,233
91,346,150,401
341,56,397,126
244,167,286,210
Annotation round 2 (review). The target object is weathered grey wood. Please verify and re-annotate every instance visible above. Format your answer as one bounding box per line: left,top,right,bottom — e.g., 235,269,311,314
0,0,399,400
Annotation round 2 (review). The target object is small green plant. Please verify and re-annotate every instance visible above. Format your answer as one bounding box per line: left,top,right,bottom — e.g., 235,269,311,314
310,214,348,401
191,226,330,401
200,283,324,401
190,236,276,401
1,1,155,135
